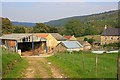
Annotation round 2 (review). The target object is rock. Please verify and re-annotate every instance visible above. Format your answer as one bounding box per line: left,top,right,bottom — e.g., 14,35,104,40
48,62,51,65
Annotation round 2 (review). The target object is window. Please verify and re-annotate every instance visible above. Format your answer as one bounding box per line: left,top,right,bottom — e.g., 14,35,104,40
110,37,113,40
117,38,119,40
23,38,25,42
105,37,107,40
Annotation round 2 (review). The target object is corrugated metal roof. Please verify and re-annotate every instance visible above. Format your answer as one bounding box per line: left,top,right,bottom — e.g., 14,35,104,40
1,33,33,40
61,41,83,49
50,33,67,41
101,28,120,36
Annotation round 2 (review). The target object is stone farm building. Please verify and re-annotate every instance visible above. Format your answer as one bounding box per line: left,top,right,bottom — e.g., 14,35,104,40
78,41,91,50
35,33,66,52
101,27,120,45
0,33,47,55
54,41,83,52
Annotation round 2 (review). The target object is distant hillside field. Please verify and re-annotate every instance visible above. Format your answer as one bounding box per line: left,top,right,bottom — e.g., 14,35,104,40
77,35,101,42
45,10,118,27
12,21,36,27
11,10,118,28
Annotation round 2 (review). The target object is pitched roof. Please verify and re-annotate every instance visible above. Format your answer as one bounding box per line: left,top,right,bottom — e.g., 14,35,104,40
0,33,32,40
78,40,91,46
35,33,49,38
101,28,120,36
61,41,83,49
64,36,72,39
50,33,66,41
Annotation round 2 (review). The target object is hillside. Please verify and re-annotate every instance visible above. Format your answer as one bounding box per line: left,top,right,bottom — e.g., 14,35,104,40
11,10,118,27
45,10,118,27
12,21,36,27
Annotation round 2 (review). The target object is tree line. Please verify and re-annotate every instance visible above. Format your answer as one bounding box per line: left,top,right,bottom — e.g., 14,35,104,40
1,17,58,34
1,17,118,37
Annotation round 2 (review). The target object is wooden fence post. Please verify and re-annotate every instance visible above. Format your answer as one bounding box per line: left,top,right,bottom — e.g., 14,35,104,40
95,54,98,78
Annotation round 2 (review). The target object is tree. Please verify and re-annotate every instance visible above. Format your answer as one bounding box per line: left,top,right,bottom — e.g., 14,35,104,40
33,23,50,33
2,18,13,34
49,26,58,33
64,19,84,37
13,26,26,33
87,38,95,44
84,37,88,41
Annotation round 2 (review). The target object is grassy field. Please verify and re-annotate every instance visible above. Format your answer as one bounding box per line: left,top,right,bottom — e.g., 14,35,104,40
2,48,28,78
77,35,100,42
47,52,118,78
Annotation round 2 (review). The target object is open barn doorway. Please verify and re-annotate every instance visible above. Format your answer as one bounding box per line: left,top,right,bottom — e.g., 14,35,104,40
18,41,47,56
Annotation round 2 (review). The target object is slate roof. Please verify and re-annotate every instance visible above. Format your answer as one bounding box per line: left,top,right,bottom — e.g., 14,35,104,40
101,28,120,36
0,33,32,40
50,33,67,41
61,41,83,49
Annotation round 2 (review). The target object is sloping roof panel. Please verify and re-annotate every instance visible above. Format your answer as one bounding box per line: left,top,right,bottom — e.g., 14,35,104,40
51,33,66,41
101,28,120,36
1,33,32,40
61,41,83,49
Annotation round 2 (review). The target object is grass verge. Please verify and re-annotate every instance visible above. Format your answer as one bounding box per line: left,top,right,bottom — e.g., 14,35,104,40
2,48,28,78
47,52,117,78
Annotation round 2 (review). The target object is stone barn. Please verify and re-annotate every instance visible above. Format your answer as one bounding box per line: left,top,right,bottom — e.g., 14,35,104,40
54,41,83,52
78,41,92,50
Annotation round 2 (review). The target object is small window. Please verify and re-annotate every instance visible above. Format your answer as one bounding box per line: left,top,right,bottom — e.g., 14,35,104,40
105,37,107,40
23,38,25,42
110,37,113,40
117,38,119,40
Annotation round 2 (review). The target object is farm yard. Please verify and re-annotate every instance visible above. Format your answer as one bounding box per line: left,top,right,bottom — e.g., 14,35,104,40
47,52,118,78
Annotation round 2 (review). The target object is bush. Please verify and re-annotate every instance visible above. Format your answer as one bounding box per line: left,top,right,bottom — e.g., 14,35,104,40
84,37,88,41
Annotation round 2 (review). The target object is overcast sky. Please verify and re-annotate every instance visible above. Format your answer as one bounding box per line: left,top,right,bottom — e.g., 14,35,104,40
2,1,118,23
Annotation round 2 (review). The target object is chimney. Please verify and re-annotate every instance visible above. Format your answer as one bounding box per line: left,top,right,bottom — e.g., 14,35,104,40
104,25,107,30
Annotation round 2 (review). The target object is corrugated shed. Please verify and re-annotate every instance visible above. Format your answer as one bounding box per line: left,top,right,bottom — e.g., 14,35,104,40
61,41,83,49
1,33,32,40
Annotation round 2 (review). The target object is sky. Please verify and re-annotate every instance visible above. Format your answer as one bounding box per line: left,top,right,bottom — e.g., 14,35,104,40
1,1,119,23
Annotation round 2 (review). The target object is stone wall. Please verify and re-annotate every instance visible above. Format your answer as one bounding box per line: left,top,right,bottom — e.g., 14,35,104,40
101,36,120,45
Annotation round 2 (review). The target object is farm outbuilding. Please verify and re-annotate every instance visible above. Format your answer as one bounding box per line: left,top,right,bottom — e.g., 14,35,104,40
0,33,47,55
35,33,66,53
54,41,83,52
78,41,92,50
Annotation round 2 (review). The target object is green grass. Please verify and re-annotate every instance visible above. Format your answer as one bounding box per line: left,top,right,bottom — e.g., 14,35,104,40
2,48,28,78
47,52,118,78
